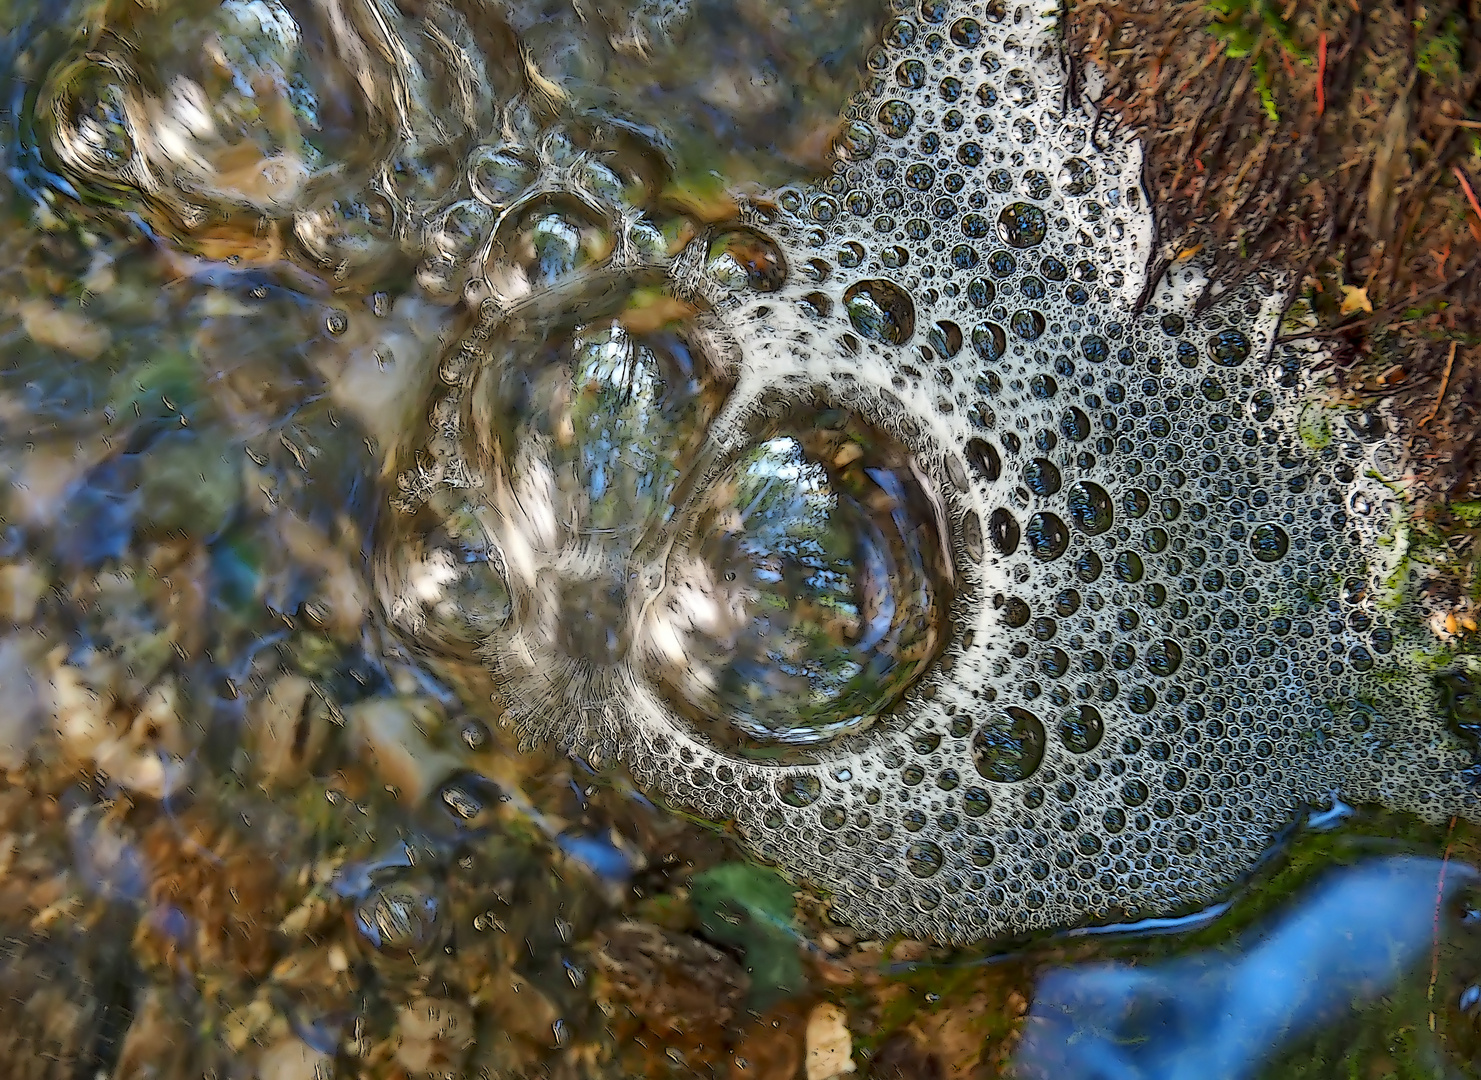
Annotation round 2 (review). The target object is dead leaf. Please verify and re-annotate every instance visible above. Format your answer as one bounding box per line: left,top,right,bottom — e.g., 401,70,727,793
1338,285,1372,315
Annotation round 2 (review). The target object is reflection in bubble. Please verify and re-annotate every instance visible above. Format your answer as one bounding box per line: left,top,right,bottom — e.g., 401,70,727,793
651,406,952,749
489,197,611,300
40,0,399,214
973,706,1046,782
844,279,916,345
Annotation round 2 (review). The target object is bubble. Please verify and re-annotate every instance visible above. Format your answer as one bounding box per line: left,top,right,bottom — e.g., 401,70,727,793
905,840,945,877
1066,481,1113,535
426,199,495,272
1146,639,1183,677
965,439,1001,481
962,511,984,562
949,18,983,46
37,54,141,183
660,405,952,749
354,877,445,959
997,203,1048,248
1208,328,1253,367
844,280,916,345
973,707,1047,783
1025,512,1069,560
972,322,1007,361
294,191,398,280
469,145,538,204
434,772,505,832
707,228,788,292
1114,551,1144,583
1250,523,1290,562
837,121,879,159
1011,309,1046,340
878,100,916,138
52,0,399,214
1058,705,1104,754
989,508,1020,555
377,524,512,659
1061,407,1090,442
1058,157,1096,195
1024,458,1061,497
778,775,822,807
930,321,964,358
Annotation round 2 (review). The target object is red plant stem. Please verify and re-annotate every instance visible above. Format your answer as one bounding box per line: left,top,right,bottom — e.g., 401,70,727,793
1316,32,1327,117
1456,166,1481,230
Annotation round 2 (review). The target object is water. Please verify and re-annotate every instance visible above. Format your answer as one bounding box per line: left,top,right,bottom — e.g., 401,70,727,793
1,0,1480,1076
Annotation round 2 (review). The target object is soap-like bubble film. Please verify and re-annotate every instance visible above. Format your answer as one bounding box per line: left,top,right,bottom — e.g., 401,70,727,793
22,0,1479,944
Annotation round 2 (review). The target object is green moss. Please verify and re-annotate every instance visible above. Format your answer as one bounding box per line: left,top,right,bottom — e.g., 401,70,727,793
689,862,805,1007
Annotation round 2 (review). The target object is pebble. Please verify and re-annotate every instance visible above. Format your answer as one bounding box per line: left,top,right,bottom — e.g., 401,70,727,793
256,1034,334,1080
347,696,463,803
395,997,475,1074
805,1002,855,1080
248,674,330,787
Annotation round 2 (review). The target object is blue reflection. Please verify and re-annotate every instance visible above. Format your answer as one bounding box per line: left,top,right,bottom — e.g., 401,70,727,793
1014,856,1477,1080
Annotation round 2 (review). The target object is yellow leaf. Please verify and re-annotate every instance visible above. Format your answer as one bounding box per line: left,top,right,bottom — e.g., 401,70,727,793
1339,285,1373,315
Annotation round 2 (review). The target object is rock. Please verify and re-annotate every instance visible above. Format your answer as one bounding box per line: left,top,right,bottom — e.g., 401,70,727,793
594,920,749,1037
247,674,331,787
256,1035,333,1080
483,972,560,1047
804,1002,854,1080
0,636,42,769
0,561,46,623
395,997,475,1074
347,696,463,803
15,298,111,358
47,663,192,800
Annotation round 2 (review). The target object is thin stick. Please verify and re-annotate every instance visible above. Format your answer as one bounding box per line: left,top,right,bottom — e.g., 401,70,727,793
1421,341,1459,427
1429,815,1459,1033
1456,166,1481,234
1438,117,1481,129
1316,32,1327,117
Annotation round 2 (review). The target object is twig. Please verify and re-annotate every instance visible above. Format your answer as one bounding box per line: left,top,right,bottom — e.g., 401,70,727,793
1438,118,1481,129
1277,252,1481,343
1428,815,1458,1033
1455,166,1481,231
1421,341,1459,427
1316,32,1327,117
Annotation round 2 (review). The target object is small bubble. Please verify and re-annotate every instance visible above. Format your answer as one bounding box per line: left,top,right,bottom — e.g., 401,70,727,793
1250,523,1290,562
1024,458,1061,496
777,775,822,807
1066,481,1113,535
998,202,1047,248
1025,512,1069,560
989,508,1020,554
844,279,916,345
878,100,916,138
905,840,945,877
1208,328,1252,366
973,707,1046,783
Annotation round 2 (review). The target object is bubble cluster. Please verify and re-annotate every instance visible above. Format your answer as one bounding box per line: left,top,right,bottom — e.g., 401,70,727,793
31,0,1479,942
361,0,1476,941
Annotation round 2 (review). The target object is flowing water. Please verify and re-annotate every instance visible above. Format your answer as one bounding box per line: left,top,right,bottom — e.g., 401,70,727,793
2,0,1481,1077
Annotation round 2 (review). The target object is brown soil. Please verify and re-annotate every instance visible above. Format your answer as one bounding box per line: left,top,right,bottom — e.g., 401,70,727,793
1068,0,1481,499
